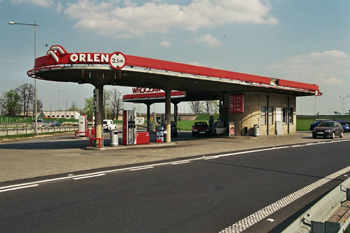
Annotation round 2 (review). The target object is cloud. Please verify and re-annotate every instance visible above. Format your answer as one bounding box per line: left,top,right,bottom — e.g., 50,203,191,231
56,1,63,12
11,0,54,7
2,59,16,63
160,40,171,47
266,50,350,86
61,0,278,38
195,34,222,46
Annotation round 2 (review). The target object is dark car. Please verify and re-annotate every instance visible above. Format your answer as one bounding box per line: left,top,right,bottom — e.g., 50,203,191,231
192,122,210,136
337,120,350,132
312,121,344,139
49,120,61,127
309,119,330,130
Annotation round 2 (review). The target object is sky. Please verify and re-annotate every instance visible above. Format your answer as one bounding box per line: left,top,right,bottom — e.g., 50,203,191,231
1,0,350,115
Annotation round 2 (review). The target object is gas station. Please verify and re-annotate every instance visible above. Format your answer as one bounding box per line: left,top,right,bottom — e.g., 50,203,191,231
28,45,320,148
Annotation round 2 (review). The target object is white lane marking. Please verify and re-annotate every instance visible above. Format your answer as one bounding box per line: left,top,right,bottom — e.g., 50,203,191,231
171,160,191,165
129,165,154,171
72,173,106,180
0,184,39,193
0,177,70,191
218,166,350,233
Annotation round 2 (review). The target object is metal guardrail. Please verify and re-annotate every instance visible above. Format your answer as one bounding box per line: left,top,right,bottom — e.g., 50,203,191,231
282,178,350,233
0,126,79,136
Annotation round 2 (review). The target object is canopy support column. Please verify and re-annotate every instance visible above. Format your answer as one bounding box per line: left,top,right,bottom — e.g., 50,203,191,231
146,103,151,132
94,85,104,147
165,89,171,142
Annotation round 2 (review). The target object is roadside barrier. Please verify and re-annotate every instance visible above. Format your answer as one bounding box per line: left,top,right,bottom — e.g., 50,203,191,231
282,177,350,233
0,126,79,136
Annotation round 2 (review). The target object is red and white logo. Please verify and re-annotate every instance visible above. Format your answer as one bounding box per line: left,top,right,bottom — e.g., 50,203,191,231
46,45,67,63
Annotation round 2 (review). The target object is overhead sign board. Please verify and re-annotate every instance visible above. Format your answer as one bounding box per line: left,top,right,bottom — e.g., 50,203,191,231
45,45,127,70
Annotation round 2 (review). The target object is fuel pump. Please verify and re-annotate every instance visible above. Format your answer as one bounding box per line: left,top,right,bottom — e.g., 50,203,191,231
122,110,137,145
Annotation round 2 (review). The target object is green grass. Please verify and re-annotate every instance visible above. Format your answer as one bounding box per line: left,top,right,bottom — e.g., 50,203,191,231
0,134,36,140
177,121,195,131
296,118,314,131
345,225,350,233
0,131,71,140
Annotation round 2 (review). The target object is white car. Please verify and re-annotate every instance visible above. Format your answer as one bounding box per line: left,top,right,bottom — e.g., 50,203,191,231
103,119,116,131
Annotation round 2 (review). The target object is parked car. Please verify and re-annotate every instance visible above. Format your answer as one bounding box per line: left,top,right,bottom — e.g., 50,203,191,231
312,121,344,139
31,119,49,128
192,122,210,136
49,120,61,127
337,120,350,132
103,119,116,131
309,119,330,130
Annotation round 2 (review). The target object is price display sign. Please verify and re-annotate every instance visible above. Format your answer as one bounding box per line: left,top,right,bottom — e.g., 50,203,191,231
228,95,244,113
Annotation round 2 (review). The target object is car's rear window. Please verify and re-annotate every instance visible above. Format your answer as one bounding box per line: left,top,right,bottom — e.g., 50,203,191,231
195,122,208,127
319,122,334,127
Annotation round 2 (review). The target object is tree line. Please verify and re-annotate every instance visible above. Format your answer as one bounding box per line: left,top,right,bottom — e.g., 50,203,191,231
188,100,219,115
0,84,125,119
82,88,124,120
1,83,216,118
0,83,42,117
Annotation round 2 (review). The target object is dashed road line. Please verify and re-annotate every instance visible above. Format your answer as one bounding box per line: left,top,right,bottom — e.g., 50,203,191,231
0,184,39,193
72,173,106,180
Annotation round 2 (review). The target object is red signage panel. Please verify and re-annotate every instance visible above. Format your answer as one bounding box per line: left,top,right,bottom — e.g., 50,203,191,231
229,95,244,113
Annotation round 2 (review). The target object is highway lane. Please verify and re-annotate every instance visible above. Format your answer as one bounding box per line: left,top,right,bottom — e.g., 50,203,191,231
1,140,350,233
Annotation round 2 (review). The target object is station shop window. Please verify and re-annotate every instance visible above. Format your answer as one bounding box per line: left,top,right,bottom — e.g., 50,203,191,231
282,107,294,124
261,106,266,124
289,108,294,124
282,108,287,123
268,106,273,125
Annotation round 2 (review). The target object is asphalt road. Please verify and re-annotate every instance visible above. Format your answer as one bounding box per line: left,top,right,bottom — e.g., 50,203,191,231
1,139,350,233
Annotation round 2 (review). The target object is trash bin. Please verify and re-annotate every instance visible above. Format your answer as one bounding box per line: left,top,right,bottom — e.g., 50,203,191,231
110,130,119,147
254,124,259,137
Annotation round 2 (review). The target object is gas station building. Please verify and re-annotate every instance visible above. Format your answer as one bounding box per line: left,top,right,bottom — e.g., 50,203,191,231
28,45,320,147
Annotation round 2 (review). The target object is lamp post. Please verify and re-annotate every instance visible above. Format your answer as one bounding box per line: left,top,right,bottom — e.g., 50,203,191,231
9,20,38,135
339,95,349,115
58,90,67,111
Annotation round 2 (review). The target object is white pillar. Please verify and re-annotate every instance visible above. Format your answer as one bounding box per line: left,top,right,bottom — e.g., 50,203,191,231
165,90,171,142
95,86,104,147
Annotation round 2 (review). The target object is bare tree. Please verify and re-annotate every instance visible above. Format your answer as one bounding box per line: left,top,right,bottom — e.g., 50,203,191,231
204,100,219,115
189,101,204,114
103,89,113,119
16,83,34,116
110,88,124,120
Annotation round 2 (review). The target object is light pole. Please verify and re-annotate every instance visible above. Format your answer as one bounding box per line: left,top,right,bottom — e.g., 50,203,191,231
339,95,349,115
58,90,67,111
9,20,38,134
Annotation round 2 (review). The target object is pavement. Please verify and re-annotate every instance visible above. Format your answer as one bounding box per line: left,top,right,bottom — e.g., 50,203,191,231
0,130,349,183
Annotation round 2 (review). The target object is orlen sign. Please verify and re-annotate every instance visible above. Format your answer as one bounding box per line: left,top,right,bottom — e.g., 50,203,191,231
70,53,109,63
45,45,126,70
132,87,162,94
